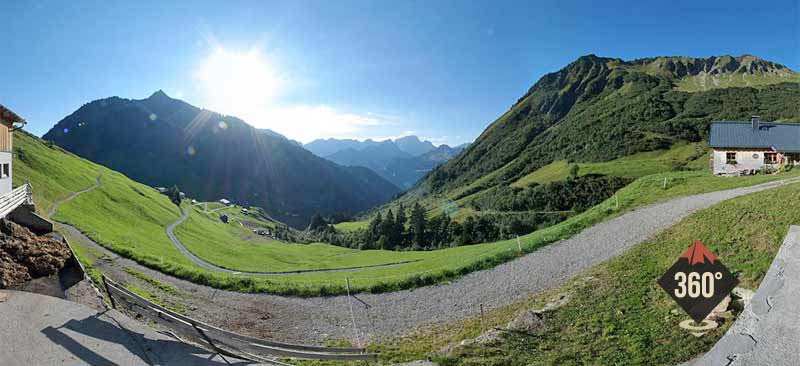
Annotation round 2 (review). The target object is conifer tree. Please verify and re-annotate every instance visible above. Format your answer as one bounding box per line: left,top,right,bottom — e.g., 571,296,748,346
410,203,427,248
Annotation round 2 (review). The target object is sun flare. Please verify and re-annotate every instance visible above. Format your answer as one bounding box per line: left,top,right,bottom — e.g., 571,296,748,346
194,46,390,142
195,47,281,122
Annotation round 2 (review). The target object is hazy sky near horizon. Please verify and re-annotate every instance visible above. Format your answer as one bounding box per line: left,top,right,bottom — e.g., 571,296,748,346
1,0,798,145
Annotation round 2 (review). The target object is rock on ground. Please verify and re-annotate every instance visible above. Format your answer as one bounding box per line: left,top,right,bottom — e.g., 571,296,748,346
0,219,71,288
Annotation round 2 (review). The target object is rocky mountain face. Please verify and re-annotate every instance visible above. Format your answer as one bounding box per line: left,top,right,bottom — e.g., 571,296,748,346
305,136,466,189
627,55,799,91
629,55,795,79
43,91,399,227
414,54,800,196
394,136,436,156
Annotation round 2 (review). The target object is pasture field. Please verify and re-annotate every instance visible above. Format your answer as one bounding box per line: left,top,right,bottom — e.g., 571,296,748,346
511,142,706,187
15,131,800,295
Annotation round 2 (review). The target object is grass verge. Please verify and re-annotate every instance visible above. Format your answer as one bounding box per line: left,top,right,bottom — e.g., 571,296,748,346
367,180,800,365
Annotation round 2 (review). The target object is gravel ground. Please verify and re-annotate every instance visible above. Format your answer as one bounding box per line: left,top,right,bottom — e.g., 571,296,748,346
60,177,800,346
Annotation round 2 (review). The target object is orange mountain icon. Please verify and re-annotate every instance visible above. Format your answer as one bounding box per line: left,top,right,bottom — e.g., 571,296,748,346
680,240,717,266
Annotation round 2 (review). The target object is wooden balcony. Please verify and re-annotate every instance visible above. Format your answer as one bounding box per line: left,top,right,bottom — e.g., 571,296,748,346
0,123,10,152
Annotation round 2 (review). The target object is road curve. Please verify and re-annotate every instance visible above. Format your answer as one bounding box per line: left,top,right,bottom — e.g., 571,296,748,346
164,204,420,275
55,176,800,344
292,176,800,340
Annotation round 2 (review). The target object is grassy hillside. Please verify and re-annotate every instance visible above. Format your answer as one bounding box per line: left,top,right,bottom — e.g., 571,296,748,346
376,176,800,366
330,56,799,252
174,203,420,273
511,142,707,187
374,56,799,233
420,56,799,197
13,130,800,296
12,131,99,215
335,142,708,232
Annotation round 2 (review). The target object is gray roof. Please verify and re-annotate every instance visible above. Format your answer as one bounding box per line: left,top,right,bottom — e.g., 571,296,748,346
709,121,800,153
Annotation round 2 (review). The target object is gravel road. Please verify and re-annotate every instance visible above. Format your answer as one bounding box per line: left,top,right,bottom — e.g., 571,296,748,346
59,177,800,345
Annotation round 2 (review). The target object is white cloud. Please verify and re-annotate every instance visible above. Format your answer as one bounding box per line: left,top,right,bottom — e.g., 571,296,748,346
422,135,450,145
249,105,390,143
193,46,394,143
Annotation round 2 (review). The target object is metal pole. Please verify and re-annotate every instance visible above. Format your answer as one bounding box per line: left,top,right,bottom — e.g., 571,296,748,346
346,278,361,347
516,235,522,253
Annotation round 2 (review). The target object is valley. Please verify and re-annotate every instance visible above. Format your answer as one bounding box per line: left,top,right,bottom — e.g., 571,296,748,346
42,91,399,228
15,128,800,299
6,52,800,366
304,136,468,189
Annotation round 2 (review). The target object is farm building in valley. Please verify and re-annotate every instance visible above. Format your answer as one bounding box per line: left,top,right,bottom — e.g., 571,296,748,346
0,104,26,195
709,117,800,175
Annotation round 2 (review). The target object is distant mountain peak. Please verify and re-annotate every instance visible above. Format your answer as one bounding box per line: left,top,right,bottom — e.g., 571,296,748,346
305,135,438,158
148,89,171,100
43,92,399,227
394,135,435,156
396,135,422,143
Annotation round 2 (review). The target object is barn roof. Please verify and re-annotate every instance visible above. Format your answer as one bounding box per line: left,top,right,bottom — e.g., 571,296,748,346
0,104,25,127
709,121,800,153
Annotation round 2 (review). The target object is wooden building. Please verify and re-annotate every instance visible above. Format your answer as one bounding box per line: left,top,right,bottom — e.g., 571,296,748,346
0,105,26,195
709,117,800,175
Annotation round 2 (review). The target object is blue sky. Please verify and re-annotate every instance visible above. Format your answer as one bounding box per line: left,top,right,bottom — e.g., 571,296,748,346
1,0,797,145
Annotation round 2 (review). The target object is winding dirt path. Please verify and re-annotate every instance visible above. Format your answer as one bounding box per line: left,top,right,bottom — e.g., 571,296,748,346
165,204,420,275
47,175,101,219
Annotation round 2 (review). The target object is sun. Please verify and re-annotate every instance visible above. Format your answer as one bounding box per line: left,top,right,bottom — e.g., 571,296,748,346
195,47,281,123
193,46,385,143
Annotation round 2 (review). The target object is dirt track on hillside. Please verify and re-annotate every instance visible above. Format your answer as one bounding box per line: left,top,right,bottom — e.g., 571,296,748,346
46,176,101,219
56,177,800,346
165,205,421,275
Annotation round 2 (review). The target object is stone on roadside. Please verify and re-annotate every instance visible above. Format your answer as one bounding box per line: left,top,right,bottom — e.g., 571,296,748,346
508,310,546,332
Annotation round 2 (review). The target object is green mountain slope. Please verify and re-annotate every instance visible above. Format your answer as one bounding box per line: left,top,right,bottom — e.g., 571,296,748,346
412,54,799,201
13,128,800,296
42,91,399,227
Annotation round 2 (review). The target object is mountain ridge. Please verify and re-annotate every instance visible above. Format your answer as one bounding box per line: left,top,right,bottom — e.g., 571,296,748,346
395,53,800,209
305,135,466,189
42,91,399,227
304,135,439,157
